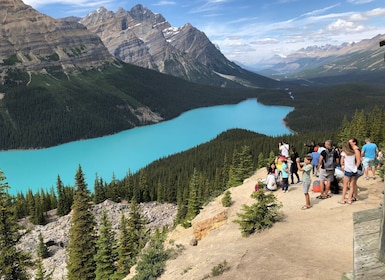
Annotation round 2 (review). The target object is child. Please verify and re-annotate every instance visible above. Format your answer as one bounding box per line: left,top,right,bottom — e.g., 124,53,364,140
296,154,313,209
281,157,289,193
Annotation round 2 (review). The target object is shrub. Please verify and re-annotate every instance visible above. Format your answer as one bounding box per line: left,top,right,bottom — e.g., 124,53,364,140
211,260,230,276
234,190,282,237
221,190,232,207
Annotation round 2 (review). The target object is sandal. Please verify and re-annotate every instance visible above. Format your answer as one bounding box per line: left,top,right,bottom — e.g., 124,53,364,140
347,200,352,205
301,205,312,210
337,201,346,204
352,197,358,201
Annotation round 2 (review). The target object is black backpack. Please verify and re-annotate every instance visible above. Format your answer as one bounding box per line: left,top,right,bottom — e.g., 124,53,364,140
323,149,336,171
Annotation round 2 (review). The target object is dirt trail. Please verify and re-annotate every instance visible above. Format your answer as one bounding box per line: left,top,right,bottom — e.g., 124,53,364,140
159,169,384,280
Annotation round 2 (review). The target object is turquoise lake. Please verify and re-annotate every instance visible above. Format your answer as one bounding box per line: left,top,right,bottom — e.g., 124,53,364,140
0,99,293,195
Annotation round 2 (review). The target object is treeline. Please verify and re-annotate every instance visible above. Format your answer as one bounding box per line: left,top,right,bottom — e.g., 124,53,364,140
10,129,337,226
2,61,385,150
258,82,385,133
0,166,168,280
9,104,385,227
0,63,263,150
1,106,385,279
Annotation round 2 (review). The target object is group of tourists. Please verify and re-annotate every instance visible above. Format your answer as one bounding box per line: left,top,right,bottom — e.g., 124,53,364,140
264,137,382,210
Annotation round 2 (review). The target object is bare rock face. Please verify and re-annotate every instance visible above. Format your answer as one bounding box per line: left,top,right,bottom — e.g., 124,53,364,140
80,5,272,87
0,0,114,81
19,200,177,279
192,205,229,240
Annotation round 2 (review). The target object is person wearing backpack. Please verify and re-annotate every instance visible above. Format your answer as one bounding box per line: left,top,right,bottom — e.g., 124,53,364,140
317,140,340,199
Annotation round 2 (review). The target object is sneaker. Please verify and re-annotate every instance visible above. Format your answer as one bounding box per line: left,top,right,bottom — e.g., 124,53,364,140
372,176,376,180
364,177,370,180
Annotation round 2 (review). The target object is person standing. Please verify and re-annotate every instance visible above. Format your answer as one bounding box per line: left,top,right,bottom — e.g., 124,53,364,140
290,147,300,184
349,137,362,201
279,140,289,158
361,138,379,180
311,150,320,177
281,158,290,193
339,142,360,204
304,141,316,153
296,154,313,210
317,140,339,199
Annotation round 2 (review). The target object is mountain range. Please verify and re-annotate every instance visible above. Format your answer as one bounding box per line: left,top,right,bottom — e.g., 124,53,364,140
255,34,385,84
1,0,384,151
77,4,277,88
0,0,277,150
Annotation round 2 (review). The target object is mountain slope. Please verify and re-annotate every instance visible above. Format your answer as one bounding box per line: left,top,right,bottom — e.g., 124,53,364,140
80,5,279,88
258,34,385,84
0,0,269,150
0,0,114,79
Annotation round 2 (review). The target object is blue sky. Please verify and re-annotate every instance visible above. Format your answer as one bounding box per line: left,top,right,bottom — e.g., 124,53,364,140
23,0,385,66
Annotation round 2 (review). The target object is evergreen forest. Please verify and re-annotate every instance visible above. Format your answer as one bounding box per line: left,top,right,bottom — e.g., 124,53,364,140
1,97,385,278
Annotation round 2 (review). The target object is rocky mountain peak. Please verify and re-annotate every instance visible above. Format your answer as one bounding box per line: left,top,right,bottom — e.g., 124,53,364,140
81,5,276,88
0,0,114,82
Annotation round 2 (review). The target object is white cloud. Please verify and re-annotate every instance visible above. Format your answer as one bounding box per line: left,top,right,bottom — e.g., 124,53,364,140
347,0,375,4
154,1,177,6
250,38,279,45
24,0,112,8
327,19,365,32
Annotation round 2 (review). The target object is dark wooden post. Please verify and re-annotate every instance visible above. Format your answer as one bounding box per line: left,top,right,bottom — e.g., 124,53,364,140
379,180,385,262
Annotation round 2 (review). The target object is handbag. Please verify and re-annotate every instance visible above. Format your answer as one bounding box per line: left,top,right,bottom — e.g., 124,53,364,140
356,163,364,177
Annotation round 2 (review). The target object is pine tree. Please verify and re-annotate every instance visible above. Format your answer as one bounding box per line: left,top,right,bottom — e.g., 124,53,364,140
238,145,254,178
226,149,242,188
37,232,50,259
93,175,107,204
234,190,283,237
66,165,97,280
94,210,118,280
186,168,202,220
126,199,149,259
114,212,131,279
0,170,32,279
132,228,169,280
227,146,254,188
56,175,71,217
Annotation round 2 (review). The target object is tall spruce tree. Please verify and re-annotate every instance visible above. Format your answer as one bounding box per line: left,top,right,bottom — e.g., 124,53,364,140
186,168,202,221
37,232,50,259
0,170,32,279
95,210,117,280
93,175,107,204
56,175,73,217
132,228,169,280
126,199,149,261
35,234,53,280
66,165,97,280
114,212,131,279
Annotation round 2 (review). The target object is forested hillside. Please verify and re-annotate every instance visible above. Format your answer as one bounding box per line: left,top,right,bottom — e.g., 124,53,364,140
0,63,264,150
2,105,385,279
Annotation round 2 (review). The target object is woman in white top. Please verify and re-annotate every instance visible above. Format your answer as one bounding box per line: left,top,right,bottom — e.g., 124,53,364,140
339,141,360,204
265,167,277,191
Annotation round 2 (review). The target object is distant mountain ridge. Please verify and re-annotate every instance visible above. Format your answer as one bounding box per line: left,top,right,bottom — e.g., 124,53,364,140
257,34,385,84
79,4,278,88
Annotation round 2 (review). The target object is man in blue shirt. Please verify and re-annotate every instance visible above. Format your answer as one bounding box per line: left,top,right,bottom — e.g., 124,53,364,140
361,138,379,180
